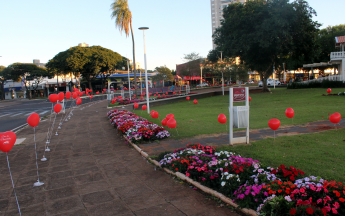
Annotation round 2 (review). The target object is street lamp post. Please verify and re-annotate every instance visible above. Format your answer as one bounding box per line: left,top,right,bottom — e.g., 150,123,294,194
220,51,224,96
126,60,131,100
139,27,150,113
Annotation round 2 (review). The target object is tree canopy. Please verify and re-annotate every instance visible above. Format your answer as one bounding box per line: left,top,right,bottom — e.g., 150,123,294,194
46,46,123,90
315,24,345,63
152,66,173,83
212,0,320,91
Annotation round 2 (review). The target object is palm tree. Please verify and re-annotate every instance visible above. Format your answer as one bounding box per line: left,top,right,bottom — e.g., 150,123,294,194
111,0,138,96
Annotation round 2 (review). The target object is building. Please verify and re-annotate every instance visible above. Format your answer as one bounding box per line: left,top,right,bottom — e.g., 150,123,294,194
211,0,246,48
33,59,46,68
78,43,89,47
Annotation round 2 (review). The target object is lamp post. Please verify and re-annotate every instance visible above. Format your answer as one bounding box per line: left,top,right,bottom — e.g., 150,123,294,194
163,75,166,88
126,60,131,100
220,51,224,96
140,69,142,95
139,27,150,113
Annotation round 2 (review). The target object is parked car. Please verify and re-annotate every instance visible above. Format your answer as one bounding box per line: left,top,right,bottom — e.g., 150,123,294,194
245,80,254,84
196,83,209,87
258,79,281,87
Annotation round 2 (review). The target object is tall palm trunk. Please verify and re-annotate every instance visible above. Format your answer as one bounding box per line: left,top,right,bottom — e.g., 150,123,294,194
130,23,138,96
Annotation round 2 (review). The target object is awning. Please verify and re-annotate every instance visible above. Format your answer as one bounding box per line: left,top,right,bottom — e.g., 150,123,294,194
303,62,339,68
183,76,201,80
335,36,345,47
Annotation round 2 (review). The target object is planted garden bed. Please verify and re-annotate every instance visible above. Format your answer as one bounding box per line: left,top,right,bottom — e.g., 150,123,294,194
107,109,170,143
158,143,344,215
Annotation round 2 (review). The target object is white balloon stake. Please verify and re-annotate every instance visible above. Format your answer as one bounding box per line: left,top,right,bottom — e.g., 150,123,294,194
6,153,21,216
33,127,44,187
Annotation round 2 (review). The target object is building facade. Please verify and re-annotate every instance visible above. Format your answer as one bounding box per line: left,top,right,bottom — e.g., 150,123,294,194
211,0,246,48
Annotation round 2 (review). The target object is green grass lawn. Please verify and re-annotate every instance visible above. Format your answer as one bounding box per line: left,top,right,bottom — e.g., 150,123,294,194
217,128,345,182
133,88,345,139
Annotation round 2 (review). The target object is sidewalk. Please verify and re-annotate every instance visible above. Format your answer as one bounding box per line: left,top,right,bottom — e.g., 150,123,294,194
0,101,239,216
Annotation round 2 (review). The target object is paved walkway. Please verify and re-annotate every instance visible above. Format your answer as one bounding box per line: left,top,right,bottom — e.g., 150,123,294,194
0,101,239,216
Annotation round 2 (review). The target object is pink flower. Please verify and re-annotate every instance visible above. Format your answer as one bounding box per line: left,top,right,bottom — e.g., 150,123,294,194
332,208,338,214
317,199,322,204
333,202,340,209
300,188,305,193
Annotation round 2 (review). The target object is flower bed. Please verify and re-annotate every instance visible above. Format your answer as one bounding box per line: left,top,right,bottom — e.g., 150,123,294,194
159,143,344,215
107,109,170,143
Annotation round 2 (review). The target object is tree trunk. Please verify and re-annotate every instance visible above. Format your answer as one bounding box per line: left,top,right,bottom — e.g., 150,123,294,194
88,79,92,92
130,23,138,96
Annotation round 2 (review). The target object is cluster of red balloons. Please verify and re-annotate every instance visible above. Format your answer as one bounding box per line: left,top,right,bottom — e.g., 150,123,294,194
150,110,159,119
161,114,176,128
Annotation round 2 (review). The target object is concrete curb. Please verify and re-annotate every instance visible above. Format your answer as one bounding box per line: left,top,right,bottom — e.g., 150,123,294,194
121,134,258,216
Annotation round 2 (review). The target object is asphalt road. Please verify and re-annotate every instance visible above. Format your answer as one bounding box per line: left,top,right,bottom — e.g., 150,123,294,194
0,95,107,132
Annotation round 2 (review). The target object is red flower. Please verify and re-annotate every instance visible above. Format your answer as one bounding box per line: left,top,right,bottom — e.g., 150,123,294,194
306,207,313,215
290,208,296,215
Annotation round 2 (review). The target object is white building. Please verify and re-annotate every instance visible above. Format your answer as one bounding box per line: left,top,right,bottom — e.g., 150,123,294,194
210,0,246,48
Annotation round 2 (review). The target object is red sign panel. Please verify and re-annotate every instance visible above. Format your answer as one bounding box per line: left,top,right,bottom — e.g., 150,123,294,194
233,88,246,102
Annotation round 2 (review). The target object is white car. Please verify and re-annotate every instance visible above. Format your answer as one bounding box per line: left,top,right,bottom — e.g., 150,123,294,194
196,83,209,87
258,79,281,87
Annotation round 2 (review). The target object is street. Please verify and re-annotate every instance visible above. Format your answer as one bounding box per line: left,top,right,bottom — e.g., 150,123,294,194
0,95,107,132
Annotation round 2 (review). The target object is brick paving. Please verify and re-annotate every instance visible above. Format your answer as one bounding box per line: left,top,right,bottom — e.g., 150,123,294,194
0,101,239,216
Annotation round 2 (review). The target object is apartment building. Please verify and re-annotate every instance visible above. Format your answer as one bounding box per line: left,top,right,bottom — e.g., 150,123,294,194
210,0,246,48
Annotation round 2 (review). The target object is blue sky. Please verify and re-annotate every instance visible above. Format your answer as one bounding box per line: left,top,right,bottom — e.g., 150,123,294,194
0,0,344,71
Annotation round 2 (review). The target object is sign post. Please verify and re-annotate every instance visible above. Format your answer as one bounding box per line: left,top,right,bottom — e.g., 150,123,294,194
229,87,250,145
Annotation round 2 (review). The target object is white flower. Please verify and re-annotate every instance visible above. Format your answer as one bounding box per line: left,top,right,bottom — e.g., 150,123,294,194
284,196,292,202
221,181,226,187
237,178,240,182
224,172,229,176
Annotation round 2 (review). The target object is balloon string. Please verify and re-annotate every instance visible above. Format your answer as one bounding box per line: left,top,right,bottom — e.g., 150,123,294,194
6,153,21,216
274,130,275,142
175,128,179,136
46,103,53,143
34,127,41,182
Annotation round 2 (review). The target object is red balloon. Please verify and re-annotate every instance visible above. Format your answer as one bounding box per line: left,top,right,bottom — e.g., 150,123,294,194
58,92,64,102
167,118,177,129
0,131,16,153
83,91,85,94
161,118,167,126
90,95,93,99
72,92,78,99
76,97,82,105
118,96,122,99
285,108,294,118
27,113,40,127
66,91,71,99
152,111,159,119
141,96,144,100
186,97,190,101
142,105,147,110
268,119,280,130
103,89,107,92
96,91,99,94
218,114,227,124
329,112,341,124
179,91,181,94
120,99,123,102
327,88,331,94
134,103,139,109
54,103,62,113
150,110,156,116
173,92,175,95
79,92,83,96
193,99,198,104
249,96,252,102
166,114,174,120
49,94,58,103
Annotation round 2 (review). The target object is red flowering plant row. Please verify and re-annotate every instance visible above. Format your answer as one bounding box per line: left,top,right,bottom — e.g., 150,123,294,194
107,109,170,143
158,143,345,215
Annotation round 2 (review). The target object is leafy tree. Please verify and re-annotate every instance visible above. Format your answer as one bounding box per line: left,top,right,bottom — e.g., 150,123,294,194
152,66,173,84
47,46,122,91
182,52,201,62
1,63,51,98
111,0,138,95
0,65,6,100
315,24,345,63
213,0,320,91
